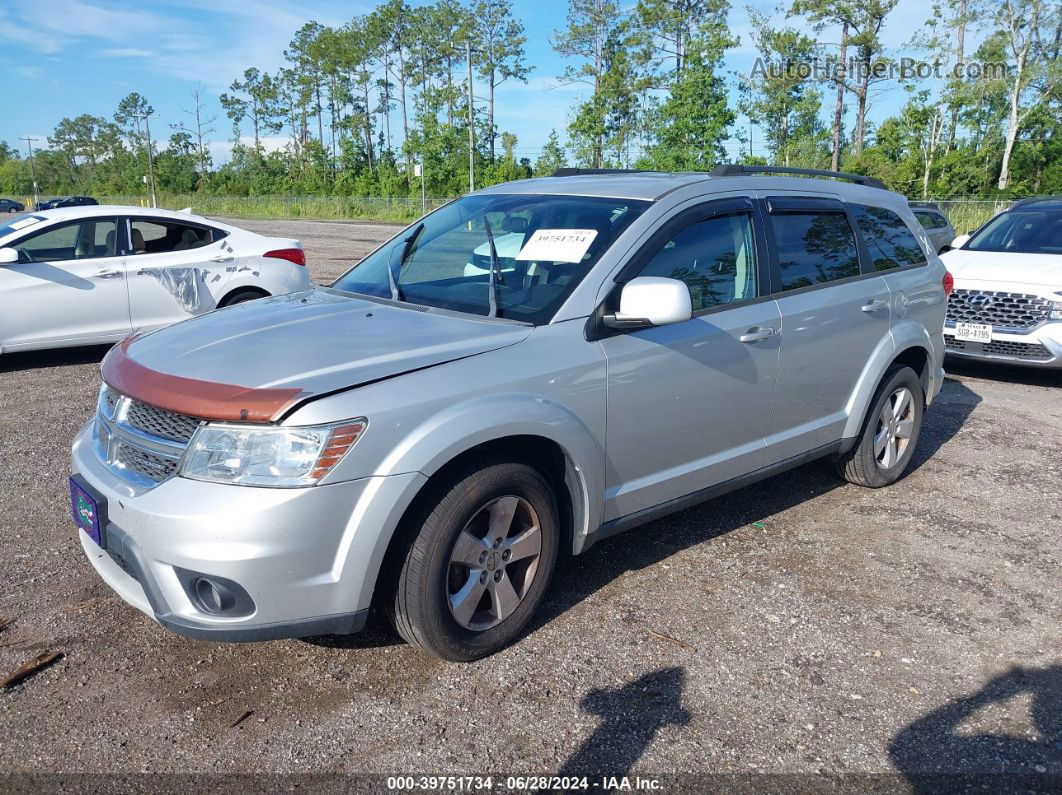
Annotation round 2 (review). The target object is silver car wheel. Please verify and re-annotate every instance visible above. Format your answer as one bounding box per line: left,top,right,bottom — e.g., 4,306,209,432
446,495,542,631
874,387,915,469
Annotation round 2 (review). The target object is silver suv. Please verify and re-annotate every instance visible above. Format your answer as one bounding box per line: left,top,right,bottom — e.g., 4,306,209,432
70,166,949,661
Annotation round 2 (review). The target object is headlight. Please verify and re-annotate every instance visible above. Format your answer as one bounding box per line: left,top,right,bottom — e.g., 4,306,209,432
180,419,367,487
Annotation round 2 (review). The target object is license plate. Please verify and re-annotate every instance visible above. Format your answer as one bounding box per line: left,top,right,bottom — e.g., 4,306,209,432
70,475,106,548
955,322,992,343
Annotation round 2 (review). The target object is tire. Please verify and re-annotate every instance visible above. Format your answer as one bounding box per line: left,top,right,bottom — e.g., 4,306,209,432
836,365,924,488
388,457,560,661
220,289,267,307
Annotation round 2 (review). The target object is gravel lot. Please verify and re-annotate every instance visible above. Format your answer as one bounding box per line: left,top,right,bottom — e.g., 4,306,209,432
1,218,1059,788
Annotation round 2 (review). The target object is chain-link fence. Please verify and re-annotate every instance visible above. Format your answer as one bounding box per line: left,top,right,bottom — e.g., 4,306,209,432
922,199,1014,235
12,193,1023,232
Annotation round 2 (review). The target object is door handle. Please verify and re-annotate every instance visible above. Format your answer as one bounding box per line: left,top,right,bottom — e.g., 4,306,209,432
861,299,889,313
210,254,235,263
739,326,779,343
93,268,124,279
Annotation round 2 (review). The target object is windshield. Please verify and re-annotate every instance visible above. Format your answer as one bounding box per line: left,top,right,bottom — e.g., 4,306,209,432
332,193,650,324
0,214,46,241
965,209,1062,255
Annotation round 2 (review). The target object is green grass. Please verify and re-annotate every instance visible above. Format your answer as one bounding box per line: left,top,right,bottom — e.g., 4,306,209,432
99,194,445,223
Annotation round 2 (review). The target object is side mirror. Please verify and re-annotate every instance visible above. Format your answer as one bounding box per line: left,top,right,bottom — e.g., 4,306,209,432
0,247,19,265
950,234,970,249
938,245,952,254
604,276,693,330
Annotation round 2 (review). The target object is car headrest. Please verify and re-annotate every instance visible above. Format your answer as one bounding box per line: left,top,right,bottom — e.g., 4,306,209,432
501,216,528,234
132,228,146,253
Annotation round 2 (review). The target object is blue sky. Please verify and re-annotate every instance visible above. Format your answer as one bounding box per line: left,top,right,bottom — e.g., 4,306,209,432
1,0,976,164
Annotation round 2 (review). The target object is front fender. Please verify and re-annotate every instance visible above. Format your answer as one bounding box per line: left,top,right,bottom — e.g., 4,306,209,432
326,393,603,611
373,392,603,549
842,321,936,442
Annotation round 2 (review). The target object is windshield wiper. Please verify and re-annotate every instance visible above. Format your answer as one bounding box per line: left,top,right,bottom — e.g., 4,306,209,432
482,216,505,318
386,223,423,302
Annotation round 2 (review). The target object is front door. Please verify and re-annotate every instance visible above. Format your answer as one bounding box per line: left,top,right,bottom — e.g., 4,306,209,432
0,216,130,348
600,199,781,522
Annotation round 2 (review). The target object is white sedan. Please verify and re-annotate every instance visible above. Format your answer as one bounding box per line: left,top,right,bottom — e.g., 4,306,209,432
0,206,311,353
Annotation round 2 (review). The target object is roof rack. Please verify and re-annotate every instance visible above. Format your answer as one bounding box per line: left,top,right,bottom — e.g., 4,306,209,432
551,168,652,177
710,164,887,191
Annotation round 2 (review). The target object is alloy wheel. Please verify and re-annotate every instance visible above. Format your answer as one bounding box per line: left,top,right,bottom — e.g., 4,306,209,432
446,495,543,631
874,387,915,469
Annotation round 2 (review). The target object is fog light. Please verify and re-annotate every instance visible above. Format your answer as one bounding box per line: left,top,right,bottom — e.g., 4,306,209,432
193,577,236,614
174,567,255,617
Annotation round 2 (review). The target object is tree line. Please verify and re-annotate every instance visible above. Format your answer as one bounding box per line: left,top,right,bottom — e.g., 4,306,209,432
0,0,1058,202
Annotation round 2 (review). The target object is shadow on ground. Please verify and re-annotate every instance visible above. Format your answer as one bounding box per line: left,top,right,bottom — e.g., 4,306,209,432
906,376,981,474
557,667,691,779
0,344,112,373
315,378,983,650
533,376,981,632
890,664,1062,792
944,357,1062,388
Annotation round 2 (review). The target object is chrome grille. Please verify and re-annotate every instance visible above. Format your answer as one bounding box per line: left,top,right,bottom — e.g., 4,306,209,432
115,442,180,482
946,337,1053,361
946,289,1051,331
125,399,201,443
102,387,121,418
93,386,199,488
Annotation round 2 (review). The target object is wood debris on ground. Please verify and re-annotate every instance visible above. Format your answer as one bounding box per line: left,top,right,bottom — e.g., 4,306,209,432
1,650,64,689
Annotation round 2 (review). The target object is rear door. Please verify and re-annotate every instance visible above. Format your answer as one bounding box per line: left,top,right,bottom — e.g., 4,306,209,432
760,195,892,463
600,197,781,521
124,217,233,330
0,216,130,348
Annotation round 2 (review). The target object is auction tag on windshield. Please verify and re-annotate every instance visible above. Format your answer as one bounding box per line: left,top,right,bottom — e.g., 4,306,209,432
515,229,598,263
9,216,42,231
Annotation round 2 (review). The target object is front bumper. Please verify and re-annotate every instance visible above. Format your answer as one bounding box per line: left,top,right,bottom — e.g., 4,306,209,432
943,324,1062,369
72,421,426,642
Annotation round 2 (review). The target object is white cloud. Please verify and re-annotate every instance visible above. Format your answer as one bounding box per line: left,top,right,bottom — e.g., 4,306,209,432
0,0,347,94
4,1,172,50
98,48,154,58
505,76,585,93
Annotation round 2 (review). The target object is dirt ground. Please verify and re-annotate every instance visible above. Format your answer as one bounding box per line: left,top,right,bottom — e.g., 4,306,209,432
0,218,1059,789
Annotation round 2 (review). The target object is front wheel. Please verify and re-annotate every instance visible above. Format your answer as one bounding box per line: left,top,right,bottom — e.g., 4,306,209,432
837,365,924,488
388,457,560,661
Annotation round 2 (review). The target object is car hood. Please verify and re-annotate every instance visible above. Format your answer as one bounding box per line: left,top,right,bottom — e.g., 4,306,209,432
102,288,533,422
940,249,1062,289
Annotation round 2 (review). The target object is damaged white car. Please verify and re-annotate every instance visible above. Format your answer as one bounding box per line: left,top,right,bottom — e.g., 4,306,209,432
0,206,310,353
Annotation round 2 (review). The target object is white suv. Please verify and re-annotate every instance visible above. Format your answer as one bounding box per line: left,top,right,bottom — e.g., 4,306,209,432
941,197,1062,368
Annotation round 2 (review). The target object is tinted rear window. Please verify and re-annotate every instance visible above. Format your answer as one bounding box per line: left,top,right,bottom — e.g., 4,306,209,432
852,205,927,270
770,212,861,291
